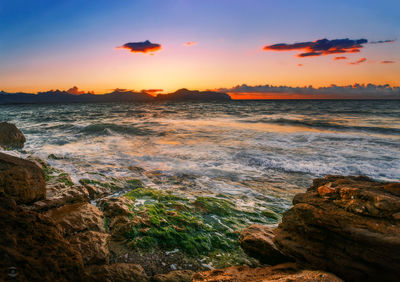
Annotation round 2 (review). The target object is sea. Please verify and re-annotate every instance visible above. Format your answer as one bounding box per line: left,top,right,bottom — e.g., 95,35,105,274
1,100,399,211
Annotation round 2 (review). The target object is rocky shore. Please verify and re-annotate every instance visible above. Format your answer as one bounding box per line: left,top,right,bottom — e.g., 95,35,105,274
1,123,399,281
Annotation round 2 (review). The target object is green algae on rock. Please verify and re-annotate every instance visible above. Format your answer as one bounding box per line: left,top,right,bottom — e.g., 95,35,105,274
117,187,280,267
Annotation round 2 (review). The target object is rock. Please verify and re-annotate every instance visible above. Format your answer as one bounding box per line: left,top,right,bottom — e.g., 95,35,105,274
239,224,291,265
85,263,149,282
0,122,26,149
68,231,110,265
274,175,400,281
192,263,342,282
29,184,90,212
0,152,46,204
151,270,194,282
108,215,132,241
0,195,85,281
46,202,104,236
97,196,133,217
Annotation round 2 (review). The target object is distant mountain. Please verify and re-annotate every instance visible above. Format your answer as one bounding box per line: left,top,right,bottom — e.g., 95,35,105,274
0,88,231,104
0,90,154,104
156,89,231,101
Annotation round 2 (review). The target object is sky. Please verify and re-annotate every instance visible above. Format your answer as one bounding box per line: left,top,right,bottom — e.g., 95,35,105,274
0,0,399,98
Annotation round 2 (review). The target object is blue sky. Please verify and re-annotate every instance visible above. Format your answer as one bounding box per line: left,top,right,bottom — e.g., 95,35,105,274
0,0,399,94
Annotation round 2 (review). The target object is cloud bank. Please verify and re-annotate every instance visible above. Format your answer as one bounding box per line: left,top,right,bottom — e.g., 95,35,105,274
262,38,394,58
117,40,162,54
218,83,400,99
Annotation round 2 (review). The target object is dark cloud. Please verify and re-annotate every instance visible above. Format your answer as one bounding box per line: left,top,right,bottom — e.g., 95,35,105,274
334,56,348,60
370,40,395,44
263,38,367,57
349,57,367,65
67,86,93,95
218,83,400,99
381,60,395,64
117,40,162,54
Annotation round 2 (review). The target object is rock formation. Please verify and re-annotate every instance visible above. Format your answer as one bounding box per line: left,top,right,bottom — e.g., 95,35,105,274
238,224,291,265
192,263,342,282
0,195,85,281
0,152,46,204
273,175,400,281
0,122,26,148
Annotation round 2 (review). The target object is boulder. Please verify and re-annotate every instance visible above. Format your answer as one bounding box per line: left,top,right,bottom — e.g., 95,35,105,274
68,231,110,265
192,263,342,282
0,152,46,204
274,175,400,281
0,122,26,149
0,195,85,281
29,184,90,212
97,196,133,217
85,263,149,282
46,202,104,236
152,270,194,282
239,224,291,265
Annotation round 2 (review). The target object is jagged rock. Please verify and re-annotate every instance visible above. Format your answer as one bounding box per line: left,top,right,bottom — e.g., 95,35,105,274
68,231,110,265
151,270,194,282
192,263,342,282
0,122,26,149
97,196,133,217
28,184,90,212
0,152,46,204
0,195,85,281
46,202,104,236
239,224,291,265
85,263,149,282
274,175,400,281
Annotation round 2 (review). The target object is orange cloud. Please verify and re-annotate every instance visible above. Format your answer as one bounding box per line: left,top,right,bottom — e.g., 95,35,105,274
184,41,197,47
116,40,162,54
141,89,163,95
349,58,367,65
381,60,395,64
334,56,348,60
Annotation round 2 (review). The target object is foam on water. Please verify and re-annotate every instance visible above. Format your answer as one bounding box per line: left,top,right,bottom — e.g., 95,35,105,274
1,100,399,209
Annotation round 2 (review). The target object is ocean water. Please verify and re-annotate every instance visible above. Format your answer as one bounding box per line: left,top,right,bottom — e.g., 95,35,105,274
1,100,400,210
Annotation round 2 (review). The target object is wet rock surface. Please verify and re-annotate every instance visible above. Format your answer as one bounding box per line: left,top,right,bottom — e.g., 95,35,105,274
85,263,149,282
274,175,400,281
239,224,291,265
0,152,46,204
0,195,85,281
68,231,110,265
192,263,342,282
45,202,105,235
0,122,26,149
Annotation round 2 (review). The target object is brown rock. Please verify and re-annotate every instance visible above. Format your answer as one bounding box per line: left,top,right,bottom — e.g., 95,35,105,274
151,270,194,282
86,263,149,282
0,122,26,149
192,263,342,282
68,231,110,265
97,196,133,217
0,195,85,281
0,152,46,204
239,224,291,265
29,184,90,212
274,175,400,281
46,202,104,235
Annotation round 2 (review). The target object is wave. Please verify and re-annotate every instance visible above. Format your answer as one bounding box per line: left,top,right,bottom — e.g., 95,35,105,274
240,118,400,135
79,123,156,136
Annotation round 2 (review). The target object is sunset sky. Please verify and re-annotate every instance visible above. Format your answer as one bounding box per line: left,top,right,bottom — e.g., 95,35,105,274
0,0,399,98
